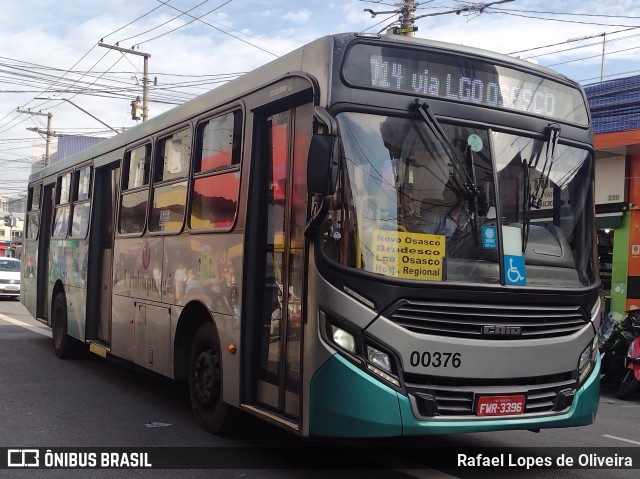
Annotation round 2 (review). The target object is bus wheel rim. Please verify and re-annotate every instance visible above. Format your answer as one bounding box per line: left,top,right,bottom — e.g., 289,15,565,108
193,349,218,406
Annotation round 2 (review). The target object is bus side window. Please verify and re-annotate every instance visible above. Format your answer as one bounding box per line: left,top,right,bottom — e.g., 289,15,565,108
52,172,71,238
26,183,41,240
120,144,151,234
149,128,191,233
71,166,92,238
190,110,242,230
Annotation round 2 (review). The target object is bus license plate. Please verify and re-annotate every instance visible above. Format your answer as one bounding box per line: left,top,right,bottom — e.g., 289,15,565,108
476,395,525,416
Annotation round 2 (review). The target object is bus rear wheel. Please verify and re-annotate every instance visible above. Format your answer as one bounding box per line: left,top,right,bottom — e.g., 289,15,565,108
188,321,231,434
51,293,72,359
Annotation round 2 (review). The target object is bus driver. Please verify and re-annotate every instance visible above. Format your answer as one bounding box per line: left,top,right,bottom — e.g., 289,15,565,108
419,189,466,239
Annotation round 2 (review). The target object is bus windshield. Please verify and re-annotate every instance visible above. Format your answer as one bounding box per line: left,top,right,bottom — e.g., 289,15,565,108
322,111,596,288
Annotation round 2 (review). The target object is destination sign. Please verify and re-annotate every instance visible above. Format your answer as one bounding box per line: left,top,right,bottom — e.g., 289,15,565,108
371,230,445,281
343,43,589,125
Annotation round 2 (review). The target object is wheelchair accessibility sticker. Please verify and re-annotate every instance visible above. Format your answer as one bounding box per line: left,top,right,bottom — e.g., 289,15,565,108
504,255,526,285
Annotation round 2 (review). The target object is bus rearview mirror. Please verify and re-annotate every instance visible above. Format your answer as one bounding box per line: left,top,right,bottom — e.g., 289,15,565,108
307,134,339,196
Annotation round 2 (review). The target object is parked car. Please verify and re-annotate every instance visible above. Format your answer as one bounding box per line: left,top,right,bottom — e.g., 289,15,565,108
0,257,20,299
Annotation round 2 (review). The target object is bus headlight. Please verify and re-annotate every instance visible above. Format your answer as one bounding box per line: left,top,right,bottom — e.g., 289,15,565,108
578,336,599,383
365,345,400,387
322,312,401,388
367,346,391,373
330,325,356,354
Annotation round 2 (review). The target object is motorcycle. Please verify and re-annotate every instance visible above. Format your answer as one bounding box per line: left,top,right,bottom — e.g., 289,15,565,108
617,335,640,400
598,310,639,387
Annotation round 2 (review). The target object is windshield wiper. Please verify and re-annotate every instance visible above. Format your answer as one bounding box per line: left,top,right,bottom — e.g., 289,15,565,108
521,123,561,252
520,152,531,253
466,145,480,245
530,123,560,209
415,101,479,198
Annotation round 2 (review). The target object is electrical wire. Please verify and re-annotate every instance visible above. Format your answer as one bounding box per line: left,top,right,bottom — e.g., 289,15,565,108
486,9,640,28
134,0,234,46
117,0,210,45
490,6,640,20
507,27,639,55
101,0,173,40
154,0,278,57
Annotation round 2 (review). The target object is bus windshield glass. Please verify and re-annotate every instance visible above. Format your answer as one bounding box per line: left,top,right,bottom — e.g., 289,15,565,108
322,112,596,288
343,43,589,126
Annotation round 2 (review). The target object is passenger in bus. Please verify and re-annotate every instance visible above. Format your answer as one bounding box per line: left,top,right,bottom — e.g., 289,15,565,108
419,189,466,239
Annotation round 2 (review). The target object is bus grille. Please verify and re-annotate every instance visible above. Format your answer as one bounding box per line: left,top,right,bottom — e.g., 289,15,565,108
388,300,587,340
405,373,577,417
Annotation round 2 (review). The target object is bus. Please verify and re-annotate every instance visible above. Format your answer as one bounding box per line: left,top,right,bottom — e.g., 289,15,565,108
21,32,600,437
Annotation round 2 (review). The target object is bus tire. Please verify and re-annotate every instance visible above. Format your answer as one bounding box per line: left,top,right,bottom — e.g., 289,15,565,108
51,293,73,359
617,370,640,400
188,321,231,434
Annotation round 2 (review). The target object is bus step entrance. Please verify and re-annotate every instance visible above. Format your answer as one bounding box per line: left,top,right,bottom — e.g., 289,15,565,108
88,340,110,358
240,404,300,432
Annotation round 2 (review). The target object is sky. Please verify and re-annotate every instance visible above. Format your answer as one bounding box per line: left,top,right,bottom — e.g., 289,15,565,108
2,0,640,201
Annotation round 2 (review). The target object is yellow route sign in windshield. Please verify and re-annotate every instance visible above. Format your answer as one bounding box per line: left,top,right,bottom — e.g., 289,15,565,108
372,230,445,280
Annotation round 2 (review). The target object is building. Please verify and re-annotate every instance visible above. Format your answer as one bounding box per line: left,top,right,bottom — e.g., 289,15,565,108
49,135,107,163
0,195,27,215
585,75,640,315
29,134,108,177
0,213,23,257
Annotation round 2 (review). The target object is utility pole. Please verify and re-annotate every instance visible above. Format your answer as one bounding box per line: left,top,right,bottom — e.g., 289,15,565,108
98,42,151,121
365,0,418,36
567,32,607,83
399,0,416,37
364,0,514,36
600,33,606,83
16,108,53,167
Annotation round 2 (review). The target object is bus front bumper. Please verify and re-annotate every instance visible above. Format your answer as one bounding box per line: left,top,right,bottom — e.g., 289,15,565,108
309,354,600,437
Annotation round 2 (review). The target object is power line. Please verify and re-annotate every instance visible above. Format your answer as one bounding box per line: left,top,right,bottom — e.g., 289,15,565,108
154,0,278,57
101,0,173,40
507,27,639,55
547,44,640,67
134,0,234,46
516,32,640,60
118,0,210,45
490,7,640,20
486,9,640,28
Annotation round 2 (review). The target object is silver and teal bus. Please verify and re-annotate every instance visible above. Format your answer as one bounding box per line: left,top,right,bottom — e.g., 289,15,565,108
21,32,600,437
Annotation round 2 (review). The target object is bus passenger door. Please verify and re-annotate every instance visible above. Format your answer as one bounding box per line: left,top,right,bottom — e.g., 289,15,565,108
86,163,119,345
246,101,313,425
36,184,54,321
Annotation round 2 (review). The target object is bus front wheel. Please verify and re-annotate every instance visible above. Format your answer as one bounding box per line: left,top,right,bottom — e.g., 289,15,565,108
188,321,231,434
52,293,73,359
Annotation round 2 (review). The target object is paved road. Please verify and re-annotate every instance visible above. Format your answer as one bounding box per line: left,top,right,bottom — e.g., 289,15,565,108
1,299,639,478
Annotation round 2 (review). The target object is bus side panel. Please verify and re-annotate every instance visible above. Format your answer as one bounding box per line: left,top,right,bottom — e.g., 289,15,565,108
164,234,243,405
47,239,88,341
112,237,163,302
21,242,38,316
111,236,163,362
162,235,243,317
48,238,88,341
111,293,134,362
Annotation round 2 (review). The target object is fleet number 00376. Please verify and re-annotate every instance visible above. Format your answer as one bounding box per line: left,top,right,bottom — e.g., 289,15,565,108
409,351,462,368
